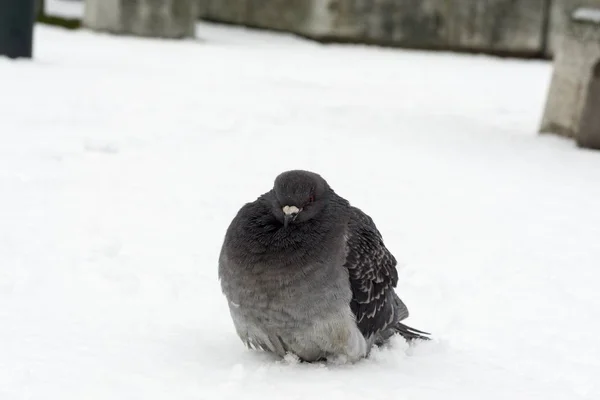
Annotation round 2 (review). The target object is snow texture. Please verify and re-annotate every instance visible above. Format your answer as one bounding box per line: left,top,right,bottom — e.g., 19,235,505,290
572,7,600,24
2,21,600,400
45,0,84,19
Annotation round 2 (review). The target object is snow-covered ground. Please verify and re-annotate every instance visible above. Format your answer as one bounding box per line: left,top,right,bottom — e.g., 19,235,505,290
2,21,600,400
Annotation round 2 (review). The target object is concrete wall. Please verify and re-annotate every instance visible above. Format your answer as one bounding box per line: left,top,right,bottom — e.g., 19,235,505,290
197,0,552,57
84,0,121,33
84,0,196,38
329,0,548,56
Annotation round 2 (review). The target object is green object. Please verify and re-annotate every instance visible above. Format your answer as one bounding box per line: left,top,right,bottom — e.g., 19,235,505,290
0,0,36,59
37,14,81,30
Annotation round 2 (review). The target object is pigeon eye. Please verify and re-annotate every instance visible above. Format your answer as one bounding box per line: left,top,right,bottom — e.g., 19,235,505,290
308,195,315,203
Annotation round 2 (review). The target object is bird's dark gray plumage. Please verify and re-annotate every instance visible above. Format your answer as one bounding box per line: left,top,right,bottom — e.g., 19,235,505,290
218,170,429,362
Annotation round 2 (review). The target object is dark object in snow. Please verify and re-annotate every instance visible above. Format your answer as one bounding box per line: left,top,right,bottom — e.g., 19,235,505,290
218,170,430,362
0,0,36,59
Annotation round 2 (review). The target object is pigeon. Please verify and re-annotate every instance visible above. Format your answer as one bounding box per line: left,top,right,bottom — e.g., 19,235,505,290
218,170,429,362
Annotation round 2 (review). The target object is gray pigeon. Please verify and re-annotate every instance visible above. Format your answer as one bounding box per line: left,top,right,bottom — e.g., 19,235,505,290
218,170,429,362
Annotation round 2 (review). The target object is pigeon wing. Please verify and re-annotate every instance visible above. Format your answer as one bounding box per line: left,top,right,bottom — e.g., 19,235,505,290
343,207,408,339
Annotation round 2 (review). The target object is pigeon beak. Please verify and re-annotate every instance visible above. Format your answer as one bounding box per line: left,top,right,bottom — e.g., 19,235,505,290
282,205,300,228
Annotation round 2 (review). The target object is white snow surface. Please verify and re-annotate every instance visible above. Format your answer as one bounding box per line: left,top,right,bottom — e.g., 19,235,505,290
2,22,600,400
45,0,84,19
572,7,600,24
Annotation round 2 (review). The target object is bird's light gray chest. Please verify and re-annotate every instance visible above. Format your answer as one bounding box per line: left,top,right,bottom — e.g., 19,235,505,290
223,256,358,360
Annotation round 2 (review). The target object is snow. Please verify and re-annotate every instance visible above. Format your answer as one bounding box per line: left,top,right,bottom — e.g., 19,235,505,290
45,0,84,19
2,20,600,400
572,7,600,24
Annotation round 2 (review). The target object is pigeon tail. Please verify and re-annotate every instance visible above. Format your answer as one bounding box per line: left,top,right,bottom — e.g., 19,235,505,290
394,322,431,342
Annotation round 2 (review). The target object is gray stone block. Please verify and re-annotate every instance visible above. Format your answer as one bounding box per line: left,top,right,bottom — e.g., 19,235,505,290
540,5,600,143
577,59,600,149
84,0,196,39
545,0,600,57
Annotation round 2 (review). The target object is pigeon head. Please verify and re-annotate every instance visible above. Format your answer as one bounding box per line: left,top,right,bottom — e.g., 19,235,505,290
272,170,330,228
